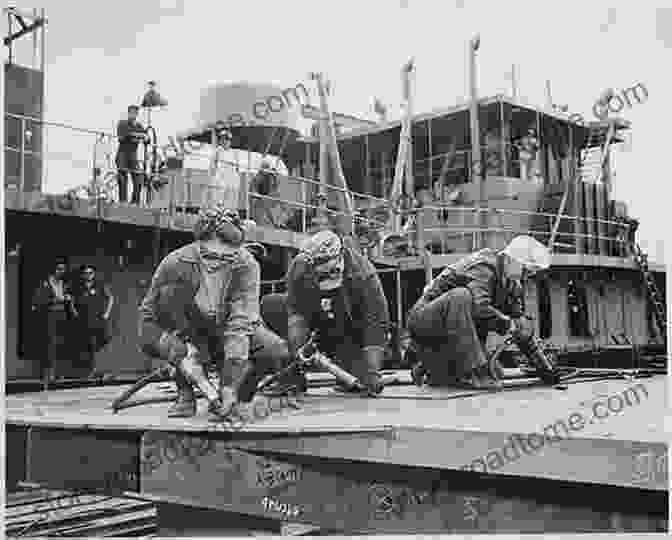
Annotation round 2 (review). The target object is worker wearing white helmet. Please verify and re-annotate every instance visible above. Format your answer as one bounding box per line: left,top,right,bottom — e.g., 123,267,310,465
407,235,551,390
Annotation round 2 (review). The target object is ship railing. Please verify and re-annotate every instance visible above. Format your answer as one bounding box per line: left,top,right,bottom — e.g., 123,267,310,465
4,111,122,197
159,167,633,257
401,203,635,257
410,141,566,186
4,112,633,257
412,140,614,189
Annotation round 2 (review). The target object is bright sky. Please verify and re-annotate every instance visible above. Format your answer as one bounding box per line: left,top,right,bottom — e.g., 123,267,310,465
6,0,671,263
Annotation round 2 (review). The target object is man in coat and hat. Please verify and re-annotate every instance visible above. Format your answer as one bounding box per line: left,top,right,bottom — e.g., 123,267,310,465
407,235,551,389
282,230,391,396
139,204,290,420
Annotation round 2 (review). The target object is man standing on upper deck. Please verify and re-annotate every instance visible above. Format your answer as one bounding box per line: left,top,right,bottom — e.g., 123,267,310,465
116,104,147,205
282,230,391,396
407,235,551,389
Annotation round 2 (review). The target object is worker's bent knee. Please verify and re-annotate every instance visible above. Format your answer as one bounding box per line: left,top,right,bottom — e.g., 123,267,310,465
254,342,290,374
138,322,163,358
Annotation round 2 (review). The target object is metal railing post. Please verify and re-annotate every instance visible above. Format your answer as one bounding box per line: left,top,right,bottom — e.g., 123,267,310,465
301,176,307,233
396,269,403,328
19,117,26,193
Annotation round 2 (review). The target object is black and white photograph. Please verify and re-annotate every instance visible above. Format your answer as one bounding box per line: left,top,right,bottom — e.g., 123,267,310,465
2,1,669,536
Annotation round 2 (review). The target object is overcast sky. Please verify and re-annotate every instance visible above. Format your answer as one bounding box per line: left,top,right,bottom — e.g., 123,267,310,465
5,0,671,263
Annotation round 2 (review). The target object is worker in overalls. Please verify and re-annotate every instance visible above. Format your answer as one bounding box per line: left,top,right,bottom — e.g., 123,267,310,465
138,204,290,419
282,230,391,396
407,235,551,389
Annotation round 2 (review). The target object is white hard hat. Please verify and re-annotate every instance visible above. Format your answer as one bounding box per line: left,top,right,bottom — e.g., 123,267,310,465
501,235,551,271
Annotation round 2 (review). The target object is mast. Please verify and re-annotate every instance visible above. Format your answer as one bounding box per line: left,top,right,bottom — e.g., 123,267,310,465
468,35,484,249
309,72,354,236
387,58,415,233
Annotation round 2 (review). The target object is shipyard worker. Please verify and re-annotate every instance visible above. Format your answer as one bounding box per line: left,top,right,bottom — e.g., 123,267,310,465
283,230,391,396
116,104,147,205
138,204,291,420
250,159,293,229
72,265,115,378
517,128,540,181
31,257,77,388
407,235,551,389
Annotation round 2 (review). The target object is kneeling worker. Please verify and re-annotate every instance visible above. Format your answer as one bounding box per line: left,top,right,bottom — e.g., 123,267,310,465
407,235,551,389
284,230,391,396
139,204,290,419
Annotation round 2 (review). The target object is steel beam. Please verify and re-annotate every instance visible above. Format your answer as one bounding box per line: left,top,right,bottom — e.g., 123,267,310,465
8,425,669,534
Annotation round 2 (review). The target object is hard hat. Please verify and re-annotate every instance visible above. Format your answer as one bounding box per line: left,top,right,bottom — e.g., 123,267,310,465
501,235,551,272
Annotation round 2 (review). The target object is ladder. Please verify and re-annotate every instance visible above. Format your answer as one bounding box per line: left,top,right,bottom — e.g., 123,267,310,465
629,242,667,345
578,126,609,184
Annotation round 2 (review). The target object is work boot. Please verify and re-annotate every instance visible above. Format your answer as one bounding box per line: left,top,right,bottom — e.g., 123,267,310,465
168,369,196,418
411,362,428,386
457,364,502,390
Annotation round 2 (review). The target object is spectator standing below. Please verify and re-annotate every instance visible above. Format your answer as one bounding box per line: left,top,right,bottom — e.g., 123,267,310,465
72,265,115,378
517,128,540,181
116,104,147,205
31,258,76,389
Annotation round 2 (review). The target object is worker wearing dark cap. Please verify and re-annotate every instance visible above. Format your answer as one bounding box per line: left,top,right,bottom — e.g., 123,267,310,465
139,204,290,420
116,105,147,204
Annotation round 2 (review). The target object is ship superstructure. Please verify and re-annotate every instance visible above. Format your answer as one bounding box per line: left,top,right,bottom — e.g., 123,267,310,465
4,11,668,535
